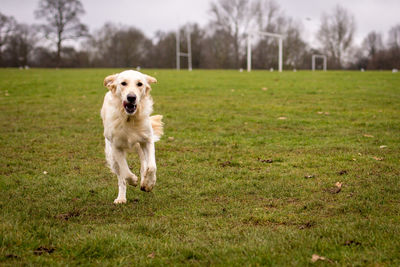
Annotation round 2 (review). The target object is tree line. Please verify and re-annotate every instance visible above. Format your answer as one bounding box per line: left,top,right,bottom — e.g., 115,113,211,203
0,0,399,70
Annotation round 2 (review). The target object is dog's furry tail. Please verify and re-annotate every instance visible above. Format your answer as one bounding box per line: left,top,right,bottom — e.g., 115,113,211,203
150,115,164,142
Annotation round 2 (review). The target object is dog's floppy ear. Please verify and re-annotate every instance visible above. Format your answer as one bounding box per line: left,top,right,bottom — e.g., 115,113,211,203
145,74,157,84
103,74,118,92
144,74,157,96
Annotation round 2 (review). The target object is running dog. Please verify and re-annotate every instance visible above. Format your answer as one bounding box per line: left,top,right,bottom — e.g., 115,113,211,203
101,70,163,204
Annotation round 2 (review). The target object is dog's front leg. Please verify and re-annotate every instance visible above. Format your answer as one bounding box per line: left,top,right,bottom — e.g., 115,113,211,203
139,141,157,192
111,147,138,204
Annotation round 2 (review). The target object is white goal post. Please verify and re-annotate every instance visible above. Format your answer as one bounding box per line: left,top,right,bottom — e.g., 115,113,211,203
176,29,192,71
312,55,327,71
247,31,283,72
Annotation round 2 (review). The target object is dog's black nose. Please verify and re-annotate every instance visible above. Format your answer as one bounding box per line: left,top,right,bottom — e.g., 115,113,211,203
127,94,136,103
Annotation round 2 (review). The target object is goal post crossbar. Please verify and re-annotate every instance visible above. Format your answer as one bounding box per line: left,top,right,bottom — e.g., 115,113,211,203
249,31,283,39
247,31,283,72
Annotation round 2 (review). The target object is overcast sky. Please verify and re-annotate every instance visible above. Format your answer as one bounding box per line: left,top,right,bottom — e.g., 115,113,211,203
1,0,399,46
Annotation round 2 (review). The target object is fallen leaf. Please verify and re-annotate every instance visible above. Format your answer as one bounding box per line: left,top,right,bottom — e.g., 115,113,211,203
220,161,231,167
147,252,155,258
363,134,374,138
379,145,387,149
317,111,323,114
352,158,357,161
278,117,287,120
311,254,326,263
231,89,235,92
311,254,333,263
299,221,315,229
372,156,383,161
262,87,268,91
168,136,174,141
304,174,314,179
327,182,342,194
324,112,330,115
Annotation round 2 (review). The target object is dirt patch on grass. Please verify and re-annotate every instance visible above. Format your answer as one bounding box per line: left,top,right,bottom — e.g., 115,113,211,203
257,158,273,163
55,210,80,221
299,221,316,229
33,246,55,255
219,160,241,167
242,216,315,229
343,240,361,246
5,254,19,259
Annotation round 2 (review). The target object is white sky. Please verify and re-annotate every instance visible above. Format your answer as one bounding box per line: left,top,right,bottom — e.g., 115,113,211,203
1,0,399,47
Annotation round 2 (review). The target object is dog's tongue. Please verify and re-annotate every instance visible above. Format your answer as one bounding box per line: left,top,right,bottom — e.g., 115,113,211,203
123,101,136,113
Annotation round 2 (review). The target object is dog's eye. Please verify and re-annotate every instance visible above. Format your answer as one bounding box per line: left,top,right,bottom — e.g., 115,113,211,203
137,82,143,87
121,82,127,86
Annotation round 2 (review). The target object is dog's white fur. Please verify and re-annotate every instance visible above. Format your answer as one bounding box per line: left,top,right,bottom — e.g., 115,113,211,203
101,70,163,204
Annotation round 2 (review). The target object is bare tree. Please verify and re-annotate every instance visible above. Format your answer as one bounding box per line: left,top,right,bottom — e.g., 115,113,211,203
34,0,88,66
0,13,16,66
209,0,253,68
317,5,355,68
251,0,281,69
151,31,176,68
362,31,383,57
387,24,400,68
251,1,308,69
253,0,280,32
283,19,307,68
388,24,400,49
3,23,39,67
88,23,151,68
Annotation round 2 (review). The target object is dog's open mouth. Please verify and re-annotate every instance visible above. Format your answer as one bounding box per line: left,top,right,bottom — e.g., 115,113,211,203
123,102,137,114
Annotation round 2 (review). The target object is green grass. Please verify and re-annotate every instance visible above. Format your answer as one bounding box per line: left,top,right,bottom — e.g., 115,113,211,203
0,69,399,266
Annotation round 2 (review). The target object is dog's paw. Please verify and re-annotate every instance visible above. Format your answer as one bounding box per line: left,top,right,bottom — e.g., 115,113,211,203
126,174,138,186
113,198,127,204
140,185,153,192
141,167,156,192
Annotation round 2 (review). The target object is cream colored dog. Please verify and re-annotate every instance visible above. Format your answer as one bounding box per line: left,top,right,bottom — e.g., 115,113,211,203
101,70,163,204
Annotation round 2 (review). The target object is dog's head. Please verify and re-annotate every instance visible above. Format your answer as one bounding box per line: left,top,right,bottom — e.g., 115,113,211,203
103,70,157,115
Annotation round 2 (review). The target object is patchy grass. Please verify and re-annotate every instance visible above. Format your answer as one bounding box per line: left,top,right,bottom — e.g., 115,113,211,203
0,69,399,265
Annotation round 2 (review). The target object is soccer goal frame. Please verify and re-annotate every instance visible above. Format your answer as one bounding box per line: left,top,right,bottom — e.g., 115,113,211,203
247,31,283,72
312,55,327,71
176,29,192,71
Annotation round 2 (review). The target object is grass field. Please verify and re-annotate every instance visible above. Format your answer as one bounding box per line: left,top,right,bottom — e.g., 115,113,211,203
0,69,399,266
